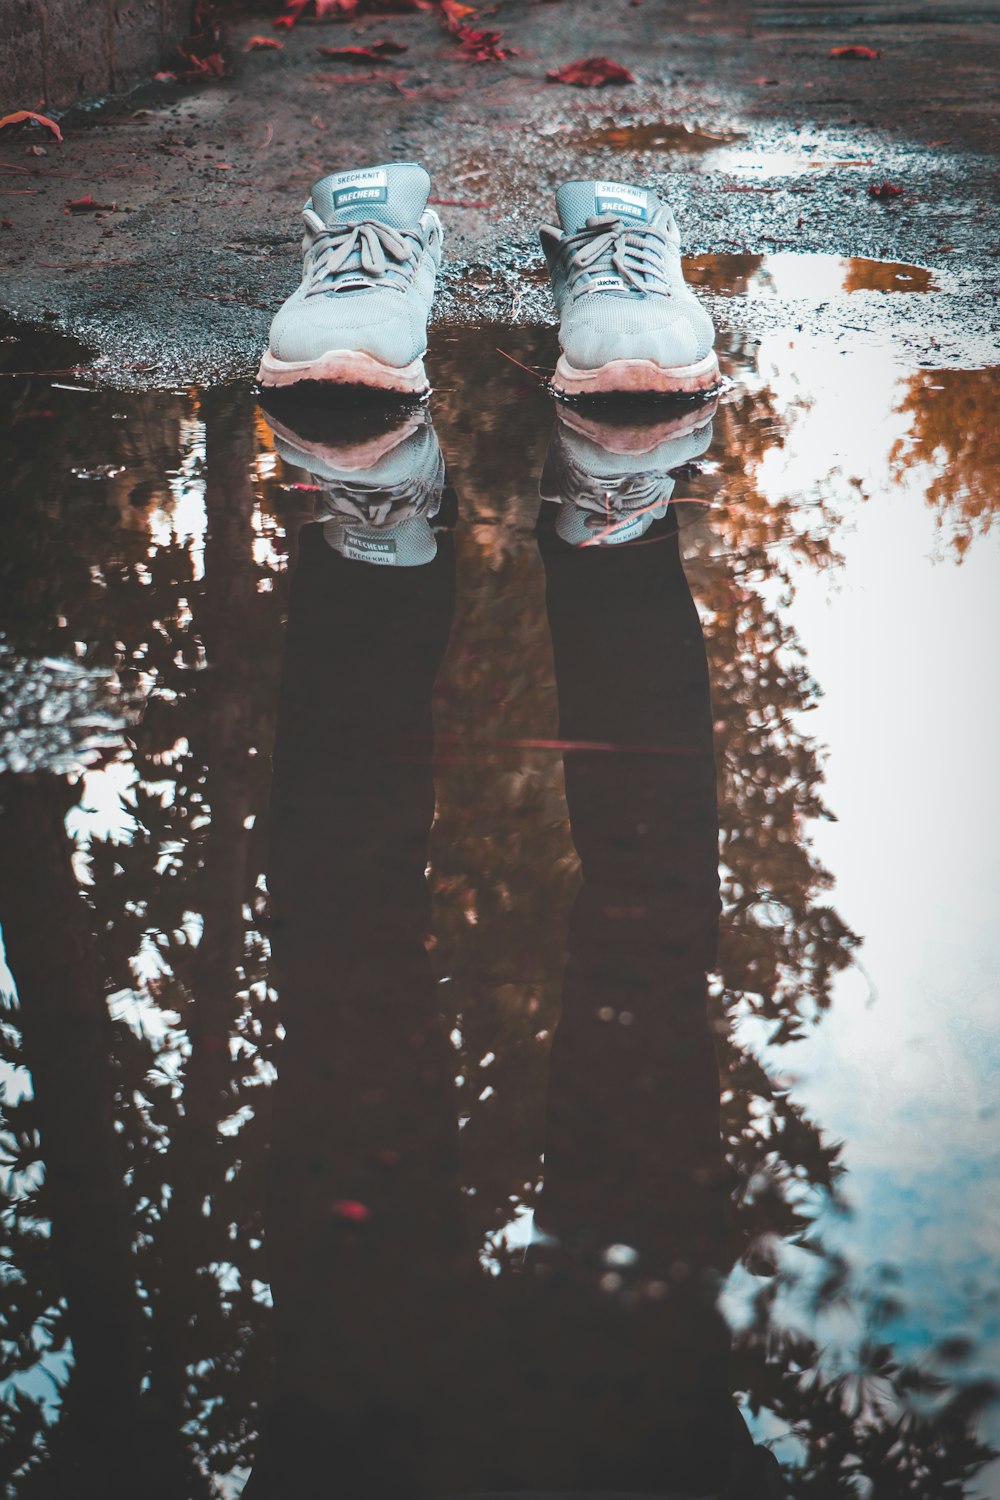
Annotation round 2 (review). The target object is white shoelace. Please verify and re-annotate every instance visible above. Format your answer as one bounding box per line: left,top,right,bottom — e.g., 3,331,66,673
319,479,434,528
563,214,672,296
304,217,419,297
568,469,671,514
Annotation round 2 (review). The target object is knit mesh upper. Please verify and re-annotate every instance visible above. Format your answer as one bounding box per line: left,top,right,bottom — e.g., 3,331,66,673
542,179,715,371
266,163,440,367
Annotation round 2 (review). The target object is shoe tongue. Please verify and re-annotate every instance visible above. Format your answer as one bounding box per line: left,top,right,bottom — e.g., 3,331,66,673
311,162,430,229
322,515,438,568
556,178,658,232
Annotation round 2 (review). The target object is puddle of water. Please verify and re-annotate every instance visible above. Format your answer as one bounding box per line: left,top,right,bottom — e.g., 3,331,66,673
685,251,940,297
574,120,746,153
472,253,941,309
708,144,886,179
1,319,999,1498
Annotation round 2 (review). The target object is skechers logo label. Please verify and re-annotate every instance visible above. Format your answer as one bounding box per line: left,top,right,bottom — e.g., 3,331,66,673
344,534,397,565
595,514,649,545
595,181,648,220
333,168,388,211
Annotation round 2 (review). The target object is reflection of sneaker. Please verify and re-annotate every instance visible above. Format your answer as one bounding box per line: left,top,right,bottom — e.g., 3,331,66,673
540,179,719,399
263,405,447,567
539,397,718,548
257,163,443,395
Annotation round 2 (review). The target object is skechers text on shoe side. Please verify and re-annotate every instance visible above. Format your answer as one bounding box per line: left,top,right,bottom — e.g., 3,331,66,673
540,180,719,398
258,162,443,395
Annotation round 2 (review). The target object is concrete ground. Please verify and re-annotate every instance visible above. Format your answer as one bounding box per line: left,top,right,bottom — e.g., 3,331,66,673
1,0,999,387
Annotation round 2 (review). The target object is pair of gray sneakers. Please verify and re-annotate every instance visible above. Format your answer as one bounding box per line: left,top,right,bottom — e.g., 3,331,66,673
257,162,719,399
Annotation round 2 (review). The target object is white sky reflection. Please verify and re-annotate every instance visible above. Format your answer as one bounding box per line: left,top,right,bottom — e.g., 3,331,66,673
724,337,1000,1470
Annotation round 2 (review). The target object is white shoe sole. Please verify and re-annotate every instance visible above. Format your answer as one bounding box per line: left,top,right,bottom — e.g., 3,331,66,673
256,347,429,395
552,348,720,398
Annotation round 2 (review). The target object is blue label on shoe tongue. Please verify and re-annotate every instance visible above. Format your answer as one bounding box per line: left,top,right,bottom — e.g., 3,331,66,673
333,168,389,213
594,180,649,221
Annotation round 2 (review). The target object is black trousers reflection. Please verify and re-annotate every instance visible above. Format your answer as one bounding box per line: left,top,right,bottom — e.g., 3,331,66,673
250,515,778,1498
256,524,464,1496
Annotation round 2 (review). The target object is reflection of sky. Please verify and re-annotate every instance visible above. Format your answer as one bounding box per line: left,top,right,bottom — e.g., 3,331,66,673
729,336,1000,1476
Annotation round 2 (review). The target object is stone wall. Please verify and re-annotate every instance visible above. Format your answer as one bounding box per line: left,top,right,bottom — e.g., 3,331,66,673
0,0,192,112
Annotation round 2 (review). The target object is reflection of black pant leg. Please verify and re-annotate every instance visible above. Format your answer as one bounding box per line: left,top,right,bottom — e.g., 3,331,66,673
258,526,461,1497
269,521,455,932
538,515,722,1261
528,516,731,1494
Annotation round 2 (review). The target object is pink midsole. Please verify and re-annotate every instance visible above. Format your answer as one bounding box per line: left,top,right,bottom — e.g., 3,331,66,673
257,347,428,393
553,349,721,396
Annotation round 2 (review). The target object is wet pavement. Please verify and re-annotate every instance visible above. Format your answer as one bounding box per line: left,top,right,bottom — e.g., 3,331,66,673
1,311,999,1497
2,0,999,385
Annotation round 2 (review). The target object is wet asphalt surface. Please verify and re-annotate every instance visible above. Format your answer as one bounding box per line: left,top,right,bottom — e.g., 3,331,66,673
1,0,999,387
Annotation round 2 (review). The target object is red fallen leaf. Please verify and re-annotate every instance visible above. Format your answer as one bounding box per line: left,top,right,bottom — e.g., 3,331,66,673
331,1198,371,1223
316,0,429,13
830,44,881,59
547,56,636,87
179,46,225,77
153,70,178,82
453,23,511,59
273,0,311,25
318,40,409,59
1,220,13,230
246,35,284,49
0,109,63,142
64,194,116,213
439,0,513,60
868,179,903,200
316,0,428,13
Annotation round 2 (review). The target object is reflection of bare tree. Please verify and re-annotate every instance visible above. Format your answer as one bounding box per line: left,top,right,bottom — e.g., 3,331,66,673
0,777,183,1496
891,369,1000,558
144,389,263,1444
1,376,284,1493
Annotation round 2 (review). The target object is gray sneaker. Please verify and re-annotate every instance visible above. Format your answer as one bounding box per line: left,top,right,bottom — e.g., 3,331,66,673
539,397,718,547
262,405,447,567
258,163,443,395
540,180,719,399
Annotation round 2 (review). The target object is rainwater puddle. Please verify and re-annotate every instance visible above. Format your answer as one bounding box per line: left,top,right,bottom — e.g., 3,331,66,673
465,252,943,310
1,318,999,1499
708,144,885,178
573,120,746,153
562,125,889,182
685,250,940,296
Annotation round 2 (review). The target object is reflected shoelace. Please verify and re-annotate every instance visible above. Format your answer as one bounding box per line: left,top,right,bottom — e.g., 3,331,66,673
561,463,671,515
319,478,438,528
563,213,672,296
304,219,419,297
